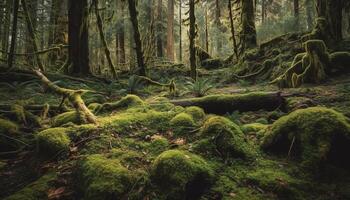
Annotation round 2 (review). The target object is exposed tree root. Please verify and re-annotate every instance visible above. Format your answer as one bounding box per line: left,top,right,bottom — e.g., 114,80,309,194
135,75,176,93
169,92,285,114
34,70,97,124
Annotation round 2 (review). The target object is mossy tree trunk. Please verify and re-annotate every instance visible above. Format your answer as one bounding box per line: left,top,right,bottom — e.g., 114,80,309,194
228,0,239,60
241,0,257,50
156,0,164,58
127,0,146,76
68,0,90,75
189,0,197,80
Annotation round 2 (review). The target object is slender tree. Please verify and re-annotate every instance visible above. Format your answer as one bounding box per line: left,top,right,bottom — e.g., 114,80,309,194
116,0,126,64
7,0,19,69
228,0,238,60
68,0,90,75
166,0,174,61
179,0,182,62
189,0,196,80
156,0,164,58
241,0,257,50
127,0,146,76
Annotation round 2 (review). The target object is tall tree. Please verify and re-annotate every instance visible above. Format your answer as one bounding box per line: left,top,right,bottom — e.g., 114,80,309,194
166,0,174,61
116,0,126,64
179,0,182,62
2,0,12,61
241,0,257,50
156,0,164,58
189,0,196,80
127,0,146,76
294,0,300,30
7,0,19,69
228,0,238,60
68,0,90,75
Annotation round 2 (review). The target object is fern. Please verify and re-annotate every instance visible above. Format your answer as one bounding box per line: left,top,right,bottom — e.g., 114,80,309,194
127,75,143,94
184,78,215,97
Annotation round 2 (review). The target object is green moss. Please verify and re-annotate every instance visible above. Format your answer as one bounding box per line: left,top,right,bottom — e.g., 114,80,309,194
242,123,268,135
262,107,350,169
145,136,169,156
151,150,214,199
76,154,139,200
52,111,80,127
4,172,56,200
36,128,71,156
0,118,18,133
170,113,196,137
185,106,205,120
197,116,254,159
87,103,103,114
101,94,144,112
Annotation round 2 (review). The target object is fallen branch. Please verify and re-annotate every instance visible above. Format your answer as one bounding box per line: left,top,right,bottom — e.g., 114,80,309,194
168,92,285,114
34,70,97,124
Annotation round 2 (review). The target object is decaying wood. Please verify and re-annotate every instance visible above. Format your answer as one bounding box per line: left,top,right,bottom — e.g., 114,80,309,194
169,92,285,114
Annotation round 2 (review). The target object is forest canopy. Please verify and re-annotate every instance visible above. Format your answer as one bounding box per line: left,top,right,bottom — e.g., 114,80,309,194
0,0,350,199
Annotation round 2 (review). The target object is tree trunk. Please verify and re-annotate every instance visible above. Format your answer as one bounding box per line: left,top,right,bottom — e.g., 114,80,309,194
205,7,209,52
215,0,222,54
94,0,117,79
316,0,343,43
116,0,126,64
179,0,182,62
25,0,38,66
241,0,257,50
294,0,300,30
7,0,19,69
166,0,174,61
228,0,239,60
68,0,90,75
156,0,163,58
127,0,146,76
261,0,266,23
305,0,314,30
189,0,196,80
2,0,12,61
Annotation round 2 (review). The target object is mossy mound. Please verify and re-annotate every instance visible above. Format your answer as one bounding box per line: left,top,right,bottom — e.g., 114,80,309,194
197,116,253,159
185,106,205,120
4,172,56,200
241,123,268,136
0,118,20,152
170,113,196,136
151,150,214,199
262,107,350,169
36,128,71,157
76,154,139,200
52,111,80,127
101,94,144,112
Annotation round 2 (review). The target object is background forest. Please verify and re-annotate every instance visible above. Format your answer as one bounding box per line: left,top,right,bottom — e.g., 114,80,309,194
0,0,350,199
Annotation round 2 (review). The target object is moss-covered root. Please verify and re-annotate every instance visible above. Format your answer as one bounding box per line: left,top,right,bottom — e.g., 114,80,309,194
271,40,329,88
36,128,70,157
195,116,254,159
76,154,139,200
170,92,285,114
51,111,80,127
151,150,214,200
4,172,57,200
262,107,350,170
100,94,144,113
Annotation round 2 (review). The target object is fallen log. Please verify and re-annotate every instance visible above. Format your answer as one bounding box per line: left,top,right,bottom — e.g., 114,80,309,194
169,92,285,114
34,70,97,124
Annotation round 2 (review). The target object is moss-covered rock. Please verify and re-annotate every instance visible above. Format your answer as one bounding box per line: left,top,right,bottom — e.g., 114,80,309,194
51,111,80,127
329,51,350,74
185,106,205,120
170,113,196,136
76,154,138,200
36,128,70,156
262,107,350,169
151,150,214,199
242,123,268,135
4,172,56,200
197,116,253,159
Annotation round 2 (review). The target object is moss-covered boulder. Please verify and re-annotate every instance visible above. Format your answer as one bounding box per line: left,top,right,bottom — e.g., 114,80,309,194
36,128,70,156
262,107,350,169
5,172,57,200
242,123,268,136
151,150,214,199
4,172,56,200
52,111,80,127
196,116,253,159
76,154,138,200
0,118,19,152
185,106,205,120
170,113,196,136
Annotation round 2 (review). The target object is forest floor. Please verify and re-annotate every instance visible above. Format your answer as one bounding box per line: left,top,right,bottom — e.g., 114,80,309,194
0,58,350,199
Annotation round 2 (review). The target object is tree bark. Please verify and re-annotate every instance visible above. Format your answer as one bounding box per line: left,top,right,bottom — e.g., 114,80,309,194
228,0,239,60
166,0,174,61
156,0,163,58
7,0,19,69
116,0,126,64
294,0,300,30
179,0,182,62
189,0,197,80
241,0,257,50
2,0,12,61
68,0,90,75
127,0,146,76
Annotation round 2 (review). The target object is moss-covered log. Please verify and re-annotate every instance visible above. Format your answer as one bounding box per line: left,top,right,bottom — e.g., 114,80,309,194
34,70,96,124
169,92,285,114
